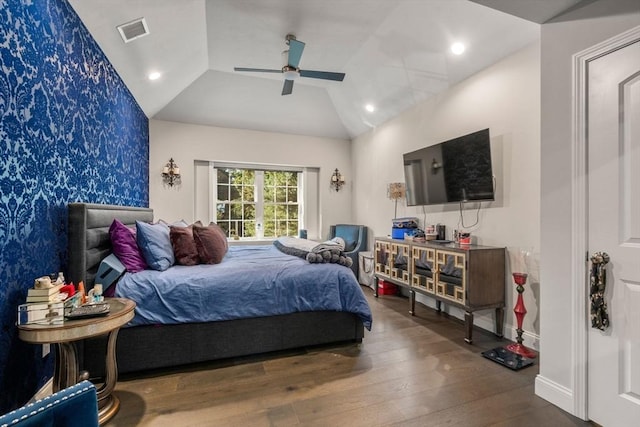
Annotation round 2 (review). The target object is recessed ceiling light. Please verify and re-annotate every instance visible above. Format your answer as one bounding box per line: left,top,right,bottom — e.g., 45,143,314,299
451,42,465,55
365,104,375,113
148,72,161,81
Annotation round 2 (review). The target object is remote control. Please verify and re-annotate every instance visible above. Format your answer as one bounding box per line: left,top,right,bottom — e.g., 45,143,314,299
65,303,110,319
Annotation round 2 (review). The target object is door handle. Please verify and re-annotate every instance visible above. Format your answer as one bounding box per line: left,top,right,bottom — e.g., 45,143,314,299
590,252,610,331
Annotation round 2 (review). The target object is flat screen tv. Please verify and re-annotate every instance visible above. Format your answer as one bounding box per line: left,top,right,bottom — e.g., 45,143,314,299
403,128,494,206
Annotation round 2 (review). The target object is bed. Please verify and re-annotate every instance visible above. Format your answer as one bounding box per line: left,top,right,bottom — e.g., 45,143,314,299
67,203,371,376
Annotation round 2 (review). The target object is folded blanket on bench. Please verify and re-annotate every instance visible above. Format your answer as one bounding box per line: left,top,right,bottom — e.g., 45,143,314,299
274,237,353,268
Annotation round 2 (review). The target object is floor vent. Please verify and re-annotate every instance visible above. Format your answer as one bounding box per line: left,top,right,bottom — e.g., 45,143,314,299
117,18,150,43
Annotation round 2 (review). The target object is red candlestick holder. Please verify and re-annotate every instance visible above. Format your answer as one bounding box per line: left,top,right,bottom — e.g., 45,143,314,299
505,272,537,359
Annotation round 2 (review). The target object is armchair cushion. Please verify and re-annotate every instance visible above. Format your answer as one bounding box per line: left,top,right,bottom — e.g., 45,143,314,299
329,224,368,277
333,227,359,252
330,225,366,253
0,380,98,427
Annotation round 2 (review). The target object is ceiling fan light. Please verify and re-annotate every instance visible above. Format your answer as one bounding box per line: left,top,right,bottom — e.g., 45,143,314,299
283,69,299,80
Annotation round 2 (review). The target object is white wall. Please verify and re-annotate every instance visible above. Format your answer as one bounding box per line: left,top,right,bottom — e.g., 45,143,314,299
149,120,352,240
352,43,541,346
537,0,640,417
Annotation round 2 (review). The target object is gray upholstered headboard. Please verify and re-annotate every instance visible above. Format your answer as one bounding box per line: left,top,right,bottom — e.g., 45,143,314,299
67,203,153,288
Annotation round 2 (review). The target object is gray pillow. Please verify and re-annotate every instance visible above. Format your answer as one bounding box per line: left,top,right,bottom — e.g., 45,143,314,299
136,220,175,271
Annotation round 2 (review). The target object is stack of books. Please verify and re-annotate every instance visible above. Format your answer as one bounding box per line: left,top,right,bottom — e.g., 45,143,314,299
17,301,64,325
18,283,70,325
26,283,65,303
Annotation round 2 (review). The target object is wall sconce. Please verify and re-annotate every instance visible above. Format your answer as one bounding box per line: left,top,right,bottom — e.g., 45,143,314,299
431,158,442,172
162,158,181,187
330,168,345,192
387,182,406,218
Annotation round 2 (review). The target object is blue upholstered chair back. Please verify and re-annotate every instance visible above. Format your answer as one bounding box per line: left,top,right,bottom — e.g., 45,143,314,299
0,381,98,427
329,224,368,277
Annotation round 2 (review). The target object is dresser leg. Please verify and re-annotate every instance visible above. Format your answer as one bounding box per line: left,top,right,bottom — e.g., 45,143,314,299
464,311,473,344
436,300,442,313
495,307,505,338
374,276,379,298
409,290,416,315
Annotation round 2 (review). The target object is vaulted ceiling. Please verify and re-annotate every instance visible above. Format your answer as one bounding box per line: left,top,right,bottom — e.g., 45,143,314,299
68,0,582,140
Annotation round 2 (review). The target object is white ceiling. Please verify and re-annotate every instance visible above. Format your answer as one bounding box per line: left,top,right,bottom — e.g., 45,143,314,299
67,1,577,140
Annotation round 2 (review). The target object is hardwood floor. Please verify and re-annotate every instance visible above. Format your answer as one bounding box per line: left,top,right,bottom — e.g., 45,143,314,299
108,288,592,426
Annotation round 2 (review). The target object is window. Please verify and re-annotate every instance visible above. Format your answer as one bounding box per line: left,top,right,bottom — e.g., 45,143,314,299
263,170,299,238
214,166,301,239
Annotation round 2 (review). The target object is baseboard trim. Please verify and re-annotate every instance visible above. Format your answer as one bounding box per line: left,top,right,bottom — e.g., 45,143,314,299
535,374,583,419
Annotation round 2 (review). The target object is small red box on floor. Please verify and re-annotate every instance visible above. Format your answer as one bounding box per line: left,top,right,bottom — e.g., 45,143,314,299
378,280,399,295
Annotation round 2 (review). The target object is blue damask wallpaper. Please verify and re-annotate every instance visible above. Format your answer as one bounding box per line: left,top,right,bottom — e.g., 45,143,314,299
0,0,149,411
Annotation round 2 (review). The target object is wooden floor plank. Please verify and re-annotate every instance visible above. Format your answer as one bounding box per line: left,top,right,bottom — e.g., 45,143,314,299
109,288,591,426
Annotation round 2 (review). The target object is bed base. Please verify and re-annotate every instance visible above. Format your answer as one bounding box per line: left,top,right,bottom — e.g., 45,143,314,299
82,310,363,377
67,203,365,377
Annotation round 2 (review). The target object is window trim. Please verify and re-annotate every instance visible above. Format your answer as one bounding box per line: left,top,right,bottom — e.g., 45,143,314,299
209,161,307,241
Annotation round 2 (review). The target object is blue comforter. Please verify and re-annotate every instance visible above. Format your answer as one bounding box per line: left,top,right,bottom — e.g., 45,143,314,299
115,245,372,330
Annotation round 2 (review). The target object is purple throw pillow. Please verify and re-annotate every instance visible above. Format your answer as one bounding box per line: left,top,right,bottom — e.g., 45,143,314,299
193,222,228,264
109,219,147,273
170,225,200,266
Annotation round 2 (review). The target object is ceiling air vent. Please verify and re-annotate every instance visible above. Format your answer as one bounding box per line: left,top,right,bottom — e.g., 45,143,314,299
116,18,150,43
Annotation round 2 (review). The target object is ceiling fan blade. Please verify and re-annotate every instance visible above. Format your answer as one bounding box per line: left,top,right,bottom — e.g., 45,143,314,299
299,70,345,81
234,67,282,73
287,39,305,68
282,79,294,95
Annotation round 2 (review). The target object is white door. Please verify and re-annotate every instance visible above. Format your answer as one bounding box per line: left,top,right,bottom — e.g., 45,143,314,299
587,38,640,426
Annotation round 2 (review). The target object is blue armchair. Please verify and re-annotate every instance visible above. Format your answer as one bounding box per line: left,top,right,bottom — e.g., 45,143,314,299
329,224,368,277
0,381,98,427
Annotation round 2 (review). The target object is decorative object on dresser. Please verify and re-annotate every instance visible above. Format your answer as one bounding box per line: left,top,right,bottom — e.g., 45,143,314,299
374,237,505,344
161,157,181,187
391,217,419,240
330,168,345,191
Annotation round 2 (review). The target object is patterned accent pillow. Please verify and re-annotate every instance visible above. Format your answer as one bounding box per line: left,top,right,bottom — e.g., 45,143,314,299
192,222,228,264
169,224,200,266
136,220,175,271
109,219,147,273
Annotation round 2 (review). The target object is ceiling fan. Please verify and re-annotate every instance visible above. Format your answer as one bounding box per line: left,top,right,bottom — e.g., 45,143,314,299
234,34,346,96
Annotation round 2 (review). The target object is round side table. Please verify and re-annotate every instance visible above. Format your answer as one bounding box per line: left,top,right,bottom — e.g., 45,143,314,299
18,297,135,426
